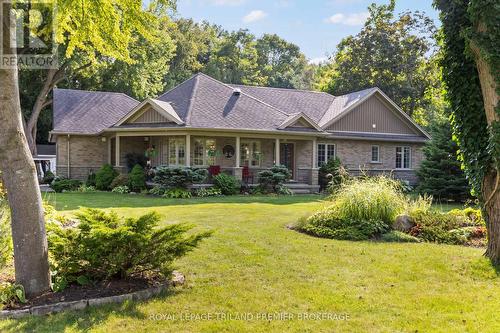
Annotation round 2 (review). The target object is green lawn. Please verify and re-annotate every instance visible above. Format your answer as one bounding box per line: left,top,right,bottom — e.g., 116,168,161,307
1,193,499,333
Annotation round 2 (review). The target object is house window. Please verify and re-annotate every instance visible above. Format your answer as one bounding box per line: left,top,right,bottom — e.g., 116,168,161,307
317,143,336,167
396,146,411,169
168,137,185,166
193,138,217,166
241,140,262,167
371,145,380,162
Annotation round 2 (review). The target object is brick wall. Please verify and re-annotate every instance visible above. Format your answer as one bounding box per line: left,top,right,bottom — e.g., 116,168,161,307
56,135,108,180
319,138,425,185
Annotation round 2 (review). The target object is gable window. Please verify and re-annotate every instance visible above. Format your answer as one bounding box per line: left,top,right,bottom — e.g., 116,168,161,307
193,138,217,166
396,146,411,169
241,140,262,167
317,143,336,167
168,137,185,166
371,145,380,163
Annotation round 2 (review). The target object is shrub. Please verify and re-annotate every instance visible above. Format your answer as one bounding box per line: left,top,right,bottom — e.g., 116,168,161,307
328,177,407,225
194,187,222,197
300,211,389,240
276,185,293,196
0,178,5,198
149,186,166,196
41,171,55,184
50,179,82,193
0,198,11,269
0,282,26,309
154,167,208,189
95,164,119,191
257,165,291,193
319,157,349,193
296,177,407,241
112,186,130,194
380,231,421,243
213,173,240,195
408,208,487,245
409,210,463,243
86,172,97,187
47,208,211,285
110,174,130,189
125,152,148,172
447,207,485,226
77,185,97,193
129,165,146,192
163,188,192,199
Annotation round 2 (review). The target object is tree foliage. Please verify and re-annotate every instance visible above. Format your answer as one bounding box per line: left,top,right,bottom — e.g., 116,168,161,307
416,120,470,202
316,0,442,119
434,0,500,263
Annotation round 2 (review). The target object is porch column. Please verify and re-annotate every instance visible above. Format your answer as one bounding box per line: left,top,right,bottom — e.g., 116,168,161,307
234,136,242,181
311,138,319,186
107,137,111,164
312,138,317,168
185,134,191,167
275,138,280,165
235,136,241,168
115,135,120,167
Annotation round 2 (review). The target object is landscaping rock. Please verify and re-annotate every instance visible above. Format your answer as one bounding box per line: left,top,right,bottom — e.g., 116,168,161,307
171,271,185,286
393,215,415,232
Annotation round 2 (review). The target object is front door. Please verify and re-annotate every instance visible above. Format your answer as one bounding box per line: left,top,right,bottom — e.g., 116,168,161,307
280,143,295,179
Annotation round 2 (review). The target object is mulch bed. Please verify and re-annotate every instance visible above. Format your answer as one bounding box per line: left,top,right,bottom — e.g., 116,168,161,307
6,277,165,310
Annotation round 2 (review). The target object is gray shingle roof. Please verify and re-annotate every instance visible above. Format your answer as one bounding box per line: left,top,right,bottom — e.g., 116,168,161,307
157,73,289,131
52,73,423,138
52,89,139,134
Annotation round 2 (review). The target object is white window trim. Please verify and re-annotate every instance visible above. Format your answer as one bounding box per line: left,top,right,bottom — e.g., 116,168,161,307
395,146,411,169
168,137,186,166
317,143,336,167
371,145,381,163
192,138,217,167
241,140,262,168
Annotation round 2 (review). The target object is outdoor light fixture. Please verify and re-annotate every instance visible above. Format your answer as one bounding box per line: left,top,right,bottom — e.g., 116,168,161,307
101,137,107,142
144,137,150,142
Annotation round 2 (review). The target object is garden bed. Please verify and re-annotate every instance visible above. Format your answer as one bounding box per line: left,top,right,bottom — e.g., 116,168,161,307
0,271,184,318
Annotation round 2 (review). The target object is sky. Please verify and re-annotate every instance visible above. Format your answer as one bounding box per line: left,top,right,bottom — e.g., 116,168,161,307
172,0,440,64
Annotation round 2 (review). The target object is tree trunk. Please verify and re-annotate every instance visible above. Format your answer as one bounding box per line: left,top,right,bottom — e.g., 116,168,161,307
0,2,51,296
484,171,500,264
470,21,500,264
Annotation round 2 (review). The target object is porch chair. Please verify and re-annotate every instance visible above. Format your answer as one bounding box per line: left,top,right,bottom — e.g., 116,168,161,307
242,166,253,184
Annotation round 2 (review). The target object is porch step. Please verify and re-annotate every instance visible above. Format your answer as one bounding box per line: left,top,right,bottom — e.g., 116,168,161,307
284,183,320,194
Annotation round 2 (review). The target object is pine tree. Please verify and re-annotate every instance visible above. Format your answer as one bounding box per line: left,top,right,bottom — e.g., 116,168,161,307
417,120,470,202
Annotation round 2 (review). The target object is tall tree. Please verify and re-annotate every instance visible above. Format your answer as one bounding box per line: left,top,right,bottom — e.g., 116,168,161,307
65,26,176,100
0,0,176,297
416,119,470,202
163,18,222,90
434,0,499,263
204,29,266,85
318,0,440,117
0,1,50,297
255,34,311,89
21,0,176,154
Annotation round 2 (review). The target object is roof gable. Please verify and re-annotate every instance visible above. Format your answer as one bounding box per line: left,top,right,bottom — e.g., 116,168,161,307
321,88,430,139
278,113,322,131
115,99,184,126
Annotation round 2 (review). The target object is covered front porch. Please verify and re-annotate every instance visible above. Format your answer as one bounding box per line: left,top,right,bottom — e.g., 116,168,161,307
107,131,320,187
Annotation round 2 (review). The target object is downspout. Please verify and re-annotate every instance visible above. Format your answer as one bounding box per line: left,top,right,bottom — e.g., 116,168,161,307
67,134,70,178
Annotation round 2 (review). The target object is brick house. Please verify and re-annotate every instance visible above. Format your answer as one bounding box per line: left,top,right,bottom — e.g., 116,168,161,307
49,73,430,192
